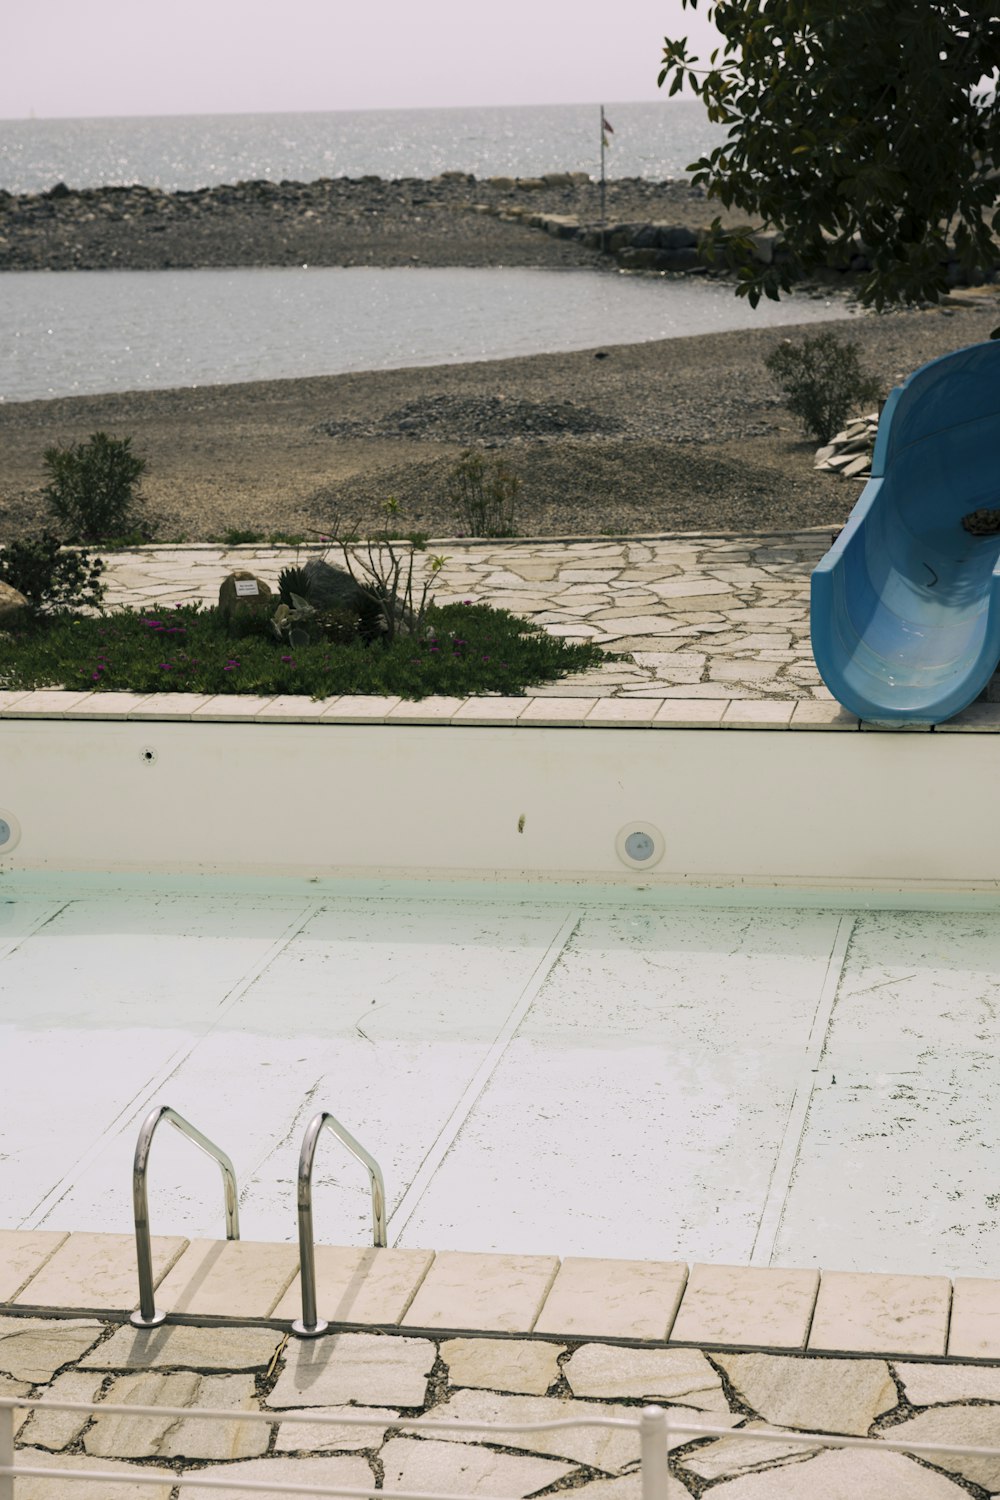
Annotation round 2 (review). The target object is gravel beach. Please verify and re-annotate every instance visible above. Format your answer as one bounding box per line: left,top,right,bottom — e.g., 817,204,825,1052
2,175,998,543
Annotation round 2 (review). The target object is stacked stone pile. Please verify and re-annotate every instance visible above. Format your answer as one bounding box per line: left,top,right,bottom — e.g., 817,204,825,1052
814,413,879,480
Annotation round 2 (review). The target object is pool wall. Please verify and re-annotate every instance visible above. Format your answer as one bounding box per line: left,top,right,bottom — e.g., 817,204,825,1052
2,717,998,890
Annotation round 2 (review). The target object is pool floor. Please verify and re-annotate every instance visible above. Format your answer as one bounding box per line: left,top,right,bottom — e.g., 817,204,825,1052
2,886,997,1279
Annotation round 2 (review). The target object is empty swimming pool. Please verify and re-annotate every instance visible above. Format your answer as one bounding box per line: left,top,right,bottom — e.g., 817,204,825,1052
2,876,997,1280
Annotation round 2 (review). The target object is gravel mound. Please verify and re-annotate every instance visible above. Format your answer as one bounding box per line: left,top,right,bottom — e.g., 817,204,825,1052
319,394,625,444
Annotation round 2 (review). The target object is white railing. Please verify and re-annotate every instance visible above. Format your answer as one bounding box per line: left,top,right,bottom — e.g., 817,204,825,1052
2,1396,1000,1498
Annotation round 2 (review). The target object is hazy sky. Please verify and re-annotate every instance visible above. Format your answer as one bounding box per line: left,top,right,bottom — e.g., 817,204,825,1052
4,1,722,119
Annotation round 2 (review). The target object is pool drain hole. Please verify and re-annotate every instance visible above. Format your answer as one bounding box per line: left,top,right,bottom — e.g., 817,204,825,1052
140,746,158,765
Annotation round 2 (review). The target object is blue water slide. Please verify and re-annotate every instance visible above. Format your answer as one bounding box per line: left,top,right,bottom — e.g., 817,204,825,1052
811,339,1000,723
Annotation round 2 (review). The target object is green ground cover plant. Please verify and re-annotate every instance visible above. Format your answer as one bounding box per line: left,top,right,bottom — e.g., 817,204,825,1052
1,601,609,699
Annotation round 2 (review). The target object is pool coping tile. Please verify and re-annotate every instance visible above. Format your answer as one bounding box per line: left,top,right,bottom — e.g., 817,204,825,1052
401,1252,559,1333
807,1270,952,1357
253,696,330,723
1,690,98,718
934,702,1000,733
387,698,468,724
534,1256,687,1340
14,1232,188,1313
669,1264,819,1350
0,1230,69,1303
450,698,530,725
584,700,660,727
948,1278,1000,1359
126,693,213,720
153,1239,299,1320
516,698,599,727
319,696,402,723
651,699,728,728
721,700,795,729
789,701,859,731
191,696,278,722
273,1246,435,1326
61,692,161,721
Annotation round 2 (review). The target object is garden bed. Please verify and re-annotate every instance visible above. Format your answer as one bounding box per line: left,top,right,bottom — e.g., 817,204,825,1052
0,601,609,699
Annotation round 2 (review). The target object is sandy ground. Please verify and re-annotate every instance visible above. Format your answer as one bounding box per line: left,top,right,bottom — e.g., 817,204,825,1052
2,294,998,544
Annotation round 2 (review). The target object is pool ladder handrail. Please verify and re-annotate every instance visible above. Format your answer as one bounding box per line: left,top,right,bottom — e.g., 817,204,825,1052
292,1109,387,1339
130,1104,240,1329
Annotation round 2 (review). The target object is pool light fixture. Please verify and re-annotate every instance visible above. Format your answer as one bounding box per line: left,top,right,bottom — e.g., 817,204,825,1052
616,822,665,870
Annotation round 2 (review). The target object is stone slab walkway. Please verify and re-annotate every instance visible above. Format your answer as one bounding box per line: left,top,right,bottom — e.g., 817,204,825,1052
2,1309,999,1498
97,532,831,703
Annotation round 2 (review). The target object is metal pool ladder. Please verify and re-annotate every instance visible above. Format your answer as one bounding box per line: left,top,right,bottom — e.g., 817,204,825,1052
130,1104,239,1329
292,1109,387,1339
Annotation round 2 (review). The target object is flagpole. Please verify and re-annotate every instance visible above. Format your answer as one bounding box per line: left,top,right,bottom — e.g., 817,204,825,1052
600,103,606,253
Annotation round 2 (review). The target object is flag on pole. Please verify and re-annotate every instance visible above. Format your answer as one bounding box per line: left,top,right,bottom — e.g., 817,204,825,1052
601,111,614,148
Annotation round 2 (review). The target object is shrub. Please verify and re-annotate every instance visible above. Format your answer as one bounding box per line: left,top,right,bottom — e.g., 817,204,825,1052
42,432,150,542
446,449,520,537
323,499,444,643
764,333,882,445
0,531,105,614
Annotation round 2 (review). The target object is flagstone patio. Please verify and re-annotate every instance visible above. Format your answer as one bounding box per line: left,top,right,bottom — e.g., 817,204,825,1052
1,1305,998,1498
96,531,833,702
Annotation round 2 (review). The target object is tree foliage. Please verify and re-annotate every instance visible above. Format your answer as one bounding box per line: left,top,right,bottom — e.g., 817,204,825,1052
659,2,1000,307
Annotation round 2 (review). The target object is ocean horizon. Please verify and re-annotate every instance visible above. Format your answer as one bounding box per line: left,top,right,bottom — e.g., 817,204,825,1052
0,100,727,196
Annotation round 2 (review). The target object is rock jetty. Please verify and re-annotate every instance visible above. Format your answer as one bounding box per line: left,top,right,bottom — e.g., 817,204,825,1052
2,172,994,289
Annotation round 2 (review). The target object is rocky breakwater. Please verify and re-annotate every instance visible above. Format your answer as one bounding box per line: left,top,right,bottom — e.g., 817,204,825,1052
3,172,996,286
504,204,1000,290
0,172,731,272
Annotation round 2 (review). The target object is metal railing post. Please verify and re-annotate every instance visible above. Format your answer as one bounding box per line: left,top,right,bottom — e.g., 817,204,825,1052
130,1104,240,1330
0,1401,13,1500
292,1109,387,1339
640,1405,671,1500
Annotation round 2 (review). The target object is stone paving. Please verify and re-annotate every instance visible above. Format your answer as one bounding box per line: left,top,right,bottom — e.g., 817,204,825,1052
3,1315,999,1497
97,532,834,703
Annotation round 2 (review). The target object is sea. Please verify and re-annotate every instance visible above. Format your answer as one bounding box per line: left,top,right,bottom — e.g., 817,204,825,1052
0,103,853,402
0,101,725,195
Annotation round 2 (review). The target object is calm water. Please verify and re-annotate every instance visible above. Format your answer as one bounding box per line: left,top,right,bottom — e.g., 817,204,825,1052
0,101,726,195
1,266,853,403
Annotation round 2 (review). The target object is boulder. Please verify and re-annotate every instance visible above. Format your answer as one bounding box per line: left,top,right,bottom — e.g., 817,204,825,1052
301,559,387,640
0,581,29,626
657,225,698,250
217,570,273,621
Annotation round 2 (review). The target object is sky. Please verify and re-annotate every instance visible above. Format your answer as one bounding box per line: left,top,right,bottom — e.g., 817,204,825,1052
3,0,722,119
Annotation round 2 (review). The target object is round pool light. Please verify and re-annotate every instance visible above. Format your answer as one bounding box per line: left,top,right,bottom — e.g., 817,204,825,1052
0,810,21,854
616,822,665,870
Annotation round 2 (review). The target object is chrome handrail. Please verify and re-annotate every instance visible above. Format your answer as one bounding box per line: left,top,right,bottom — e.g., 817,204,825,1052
292,1110,386,1338
130,1104,240,1329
